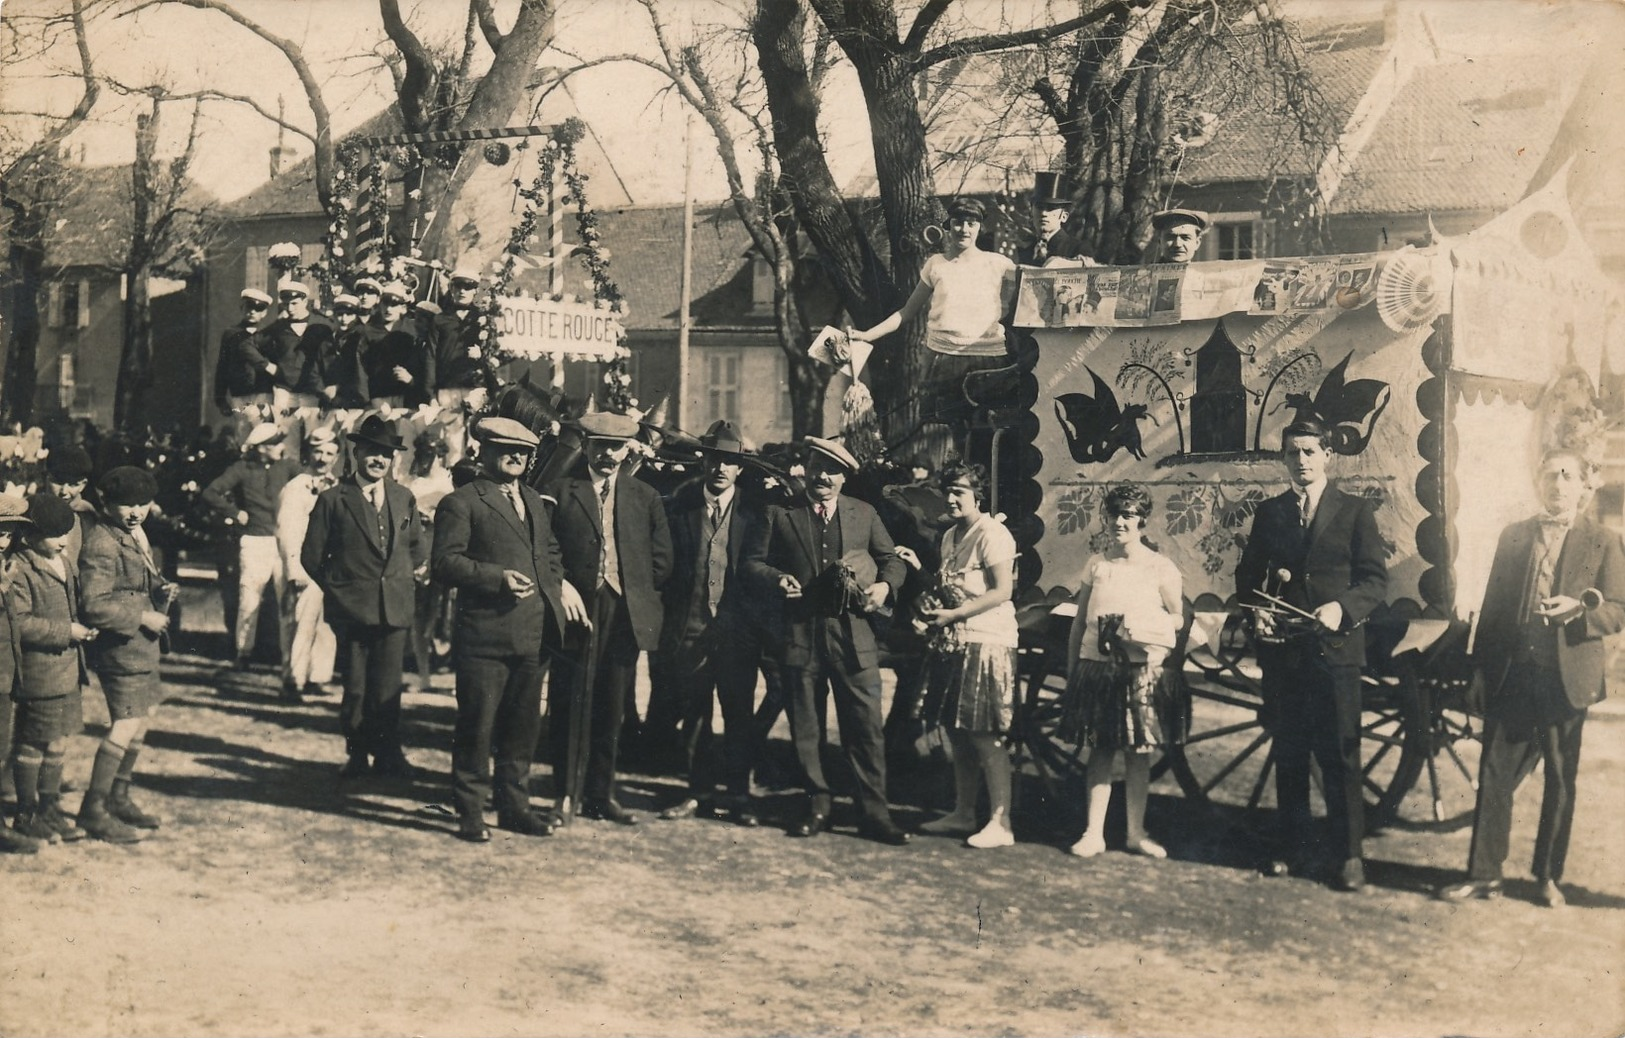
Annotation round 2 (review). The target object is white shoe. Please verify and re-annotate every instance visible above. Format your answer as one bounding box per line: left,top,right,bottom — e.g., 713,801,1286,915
1068,832,1105,858
920,813,977,835
1127,837,1167,859
965,822,1014,849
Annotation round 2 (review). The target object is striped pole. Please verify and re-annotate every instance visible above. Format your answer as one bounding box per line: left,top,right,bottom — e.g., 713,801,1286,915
352,124,558,148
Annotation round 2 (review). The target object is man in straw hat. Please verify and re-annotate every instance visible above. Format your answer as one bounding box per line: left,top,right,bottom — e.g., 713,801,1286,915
654,420,770,827
201,423,300,682
743,436,910,844
302,414,427,780
432,417,584,842
276,426,342,704
544,411,672,825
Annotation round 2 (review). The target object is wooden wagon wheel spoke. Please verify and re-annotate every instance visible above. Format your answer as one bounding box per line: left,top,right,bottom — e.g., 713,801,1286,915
1200,729,1272,795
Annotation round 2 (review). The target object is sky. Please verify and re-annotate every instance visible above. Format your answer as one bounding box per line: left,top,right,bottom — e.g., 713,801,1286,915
0,0,1619,208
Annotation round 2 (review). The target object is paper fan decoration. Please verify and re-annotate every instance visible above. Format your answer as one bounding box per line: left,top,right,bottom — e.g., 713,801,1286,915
1375,251,1445,333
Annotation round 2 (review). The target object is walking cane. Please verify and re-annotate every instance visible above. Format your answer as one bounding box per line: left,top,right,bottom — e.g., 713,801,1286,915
559,615,597,825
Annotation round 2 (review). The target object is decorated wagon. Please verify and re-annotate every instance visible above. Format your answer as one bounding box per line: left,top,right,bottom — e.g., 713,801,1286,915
1001,179,1625,830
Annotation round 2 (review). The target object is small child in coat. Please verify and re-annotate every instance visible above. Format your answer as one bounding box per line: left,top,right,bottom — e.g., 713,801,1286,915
8,494,98,843
0,494,42,854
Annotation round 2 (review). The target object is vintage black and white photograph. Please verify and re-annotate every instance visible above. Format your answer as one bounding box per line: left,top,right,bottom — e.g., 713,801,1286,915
0,0,1621,1034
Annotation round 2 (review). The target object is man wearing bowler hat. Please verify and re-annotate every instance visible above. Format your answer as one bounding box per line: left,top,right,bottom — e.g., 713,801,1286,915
201,423,301,682
544,411,672,824
655,420,770,827
1017,172,1087,266
743,436,910,844
1149,208,1211,264
302,414,427,779
432,417,586,842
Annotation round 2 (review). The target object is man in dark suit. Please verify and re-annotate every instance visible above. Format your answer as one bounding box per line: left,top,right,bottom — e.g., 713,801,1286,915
261,279,336,441
544,412,672,824
743,436,910,844
1437,449,1625,908
654,420,768,827
432,417,586,842
1237,417,1387,890
365,281,434,410
1015,172,1087,266
302,414,427,779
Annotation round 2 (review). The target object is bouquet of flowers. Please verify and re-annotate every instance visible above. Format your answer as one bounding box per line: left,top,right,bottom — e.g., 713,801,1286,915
912,573,968,654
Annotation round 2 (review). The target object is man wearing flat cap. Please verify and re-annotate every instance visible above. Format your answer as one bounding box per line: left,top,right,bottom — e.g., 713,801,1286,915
302,414,428,779
743,436,910,844
261,279,335,442
655,420,770,827
214,288,277,433
1149,208,1211,264
201,423,301,684
431,270,491,467
432,417,585,842
544,411,672,824
276,427,341,703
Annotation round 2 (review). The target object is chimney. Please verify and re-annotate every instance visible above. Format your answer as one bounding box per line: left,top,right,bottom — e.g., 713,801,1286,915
269,145,285,178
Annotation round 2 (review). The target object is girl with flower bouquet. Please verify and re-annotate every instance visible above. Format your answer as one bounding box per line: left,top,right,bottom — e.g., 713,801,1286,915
916,463,1021,849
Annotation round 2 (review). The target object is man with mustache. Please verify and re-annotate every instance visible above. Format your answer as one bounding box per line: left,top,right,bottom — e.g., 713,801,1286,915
743,436,910,845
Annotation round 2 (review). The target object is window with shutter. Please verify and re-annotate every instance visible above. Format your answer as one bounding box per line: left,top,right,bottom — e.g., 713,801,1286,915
76,279,91,328
45,283,62,328
243,246,270,293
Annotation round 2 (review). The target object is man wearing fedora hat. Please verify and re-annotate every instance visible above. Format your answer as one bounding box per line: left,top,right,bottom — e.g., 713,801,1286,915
214,288,277,433
302,414,428,779
202,423,301,683
1017,173,1087,266
744,436,910,844
1149,208,1211,264
654,420,770,826
432,417,584,842
544,411,672,824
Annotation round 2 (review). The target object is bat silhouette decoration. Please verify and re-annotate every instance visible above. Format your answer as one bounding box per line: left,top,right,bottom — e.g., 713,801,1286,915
1054,366,1153,464
1284,350,1391,455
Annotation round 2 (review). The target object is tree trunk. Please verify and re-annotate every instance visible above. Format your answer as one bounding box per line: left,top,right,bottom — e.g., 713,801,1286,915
114,272,152,431
2,229,44,425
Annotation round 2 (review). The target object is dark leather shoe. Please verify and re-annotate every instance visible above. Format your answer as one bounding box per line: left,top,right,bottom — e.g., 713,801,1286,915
581,800,638,825
789,811,831,838
857,820,912,846
1537,879,1566,909
1435,878,1504,902
455,819,492,843
1332,857,1366,892
279,680,304,705
731,806,761,828
498,812,555,837
371,754,420,780
658,797,701,821
338,755,371,780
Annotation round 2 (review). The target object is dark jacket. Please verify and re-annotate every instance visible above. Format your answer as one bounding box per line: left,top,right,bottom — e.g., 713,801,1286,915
431,306,489,390
742,495,906,670
258,315,337,393
80,522,166,676
214,321,274,403
0,561,22,699
301,478,426,629
545,468,673,652
1474,516,1625,710
1236,485,1388,668
328,323,377,407
8,549,88,699
364,315,434,405
660,480,770,649
1016,228,1087,266
431,477,566,656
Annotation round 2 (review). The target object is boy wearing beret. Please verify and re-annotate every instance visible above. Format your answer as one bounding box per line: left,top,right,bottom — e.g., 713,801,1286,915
77,466,172,843
0,495,42,853
8,494,97,844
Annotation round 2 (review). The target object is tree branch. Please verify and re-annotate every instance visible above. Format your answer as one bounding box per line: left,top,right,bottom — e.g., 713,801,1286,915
2,0,98,189
901,0,953,52
470,0,505,51
378,0,438,131
911,0,1152,70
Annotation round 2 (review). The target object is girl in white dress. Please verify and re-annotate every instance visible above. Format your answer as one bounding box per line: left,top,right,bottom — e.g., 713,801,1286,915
916,463,1021,849
1061,483,1188,859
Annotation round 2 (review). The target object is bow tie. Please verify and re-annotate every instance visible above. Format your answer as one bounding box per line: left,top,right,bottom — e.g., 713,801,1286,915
1539,514,1573,530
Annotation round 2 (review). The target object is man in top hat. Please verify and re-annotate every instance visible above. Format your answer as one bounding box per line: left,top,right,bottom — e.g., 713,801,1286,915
214,288,277,430
43,444,97,568
201,423,302,683
654,420,770,827
1017,172,1088,266
1149,208,1211,264
276,426,341,703
1436,448,1625,909
302,414,428,778
432,417,585,842
544,411,672,824
431,270,492,468
743,436,910,844
261,279,336,442
1237,416,1387,891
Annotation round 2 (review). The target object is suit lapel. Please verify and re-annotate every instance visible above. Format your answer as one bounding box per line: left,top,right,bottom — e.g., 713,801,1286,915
789,504,817,564
1305,485,1343,559
342,482,386,557
837,497,863,558
1553,520,1599,595
478,479,528,539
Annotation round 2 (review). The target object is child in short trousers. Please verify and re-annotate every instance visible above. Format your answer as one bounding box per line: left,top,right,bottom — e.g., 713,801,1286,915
0,493,42,854
8,494,98,844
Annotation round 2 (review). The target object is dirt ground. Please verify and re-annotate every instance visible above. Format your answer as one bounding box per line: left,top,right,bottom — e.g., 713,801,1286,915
2,583,1623,1038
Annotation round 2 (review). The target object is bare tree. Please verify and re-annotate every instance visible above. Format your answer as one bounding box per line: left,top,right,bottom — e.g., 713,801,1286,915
0,0,99,425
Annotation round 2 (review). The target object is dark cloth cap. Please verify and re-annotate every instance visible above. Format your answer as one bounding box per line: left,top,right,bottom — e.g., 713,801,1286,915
46,445,94,483
99,466,158,506
26,493,76,537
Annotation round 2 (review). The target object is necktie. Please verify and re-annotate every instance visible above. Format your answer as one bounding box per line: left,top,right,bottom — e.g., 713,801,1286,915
1297,491,1312,527
367,482,388,544
1035,237,1049,263
506,482,526,522
815,502,830,524
599,479,621,594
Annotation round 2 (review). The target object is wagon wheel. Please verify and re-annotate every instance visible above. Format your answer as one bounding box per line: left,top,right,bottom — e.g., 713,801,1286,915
1008,607,1089,830
1161,613,1463,830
